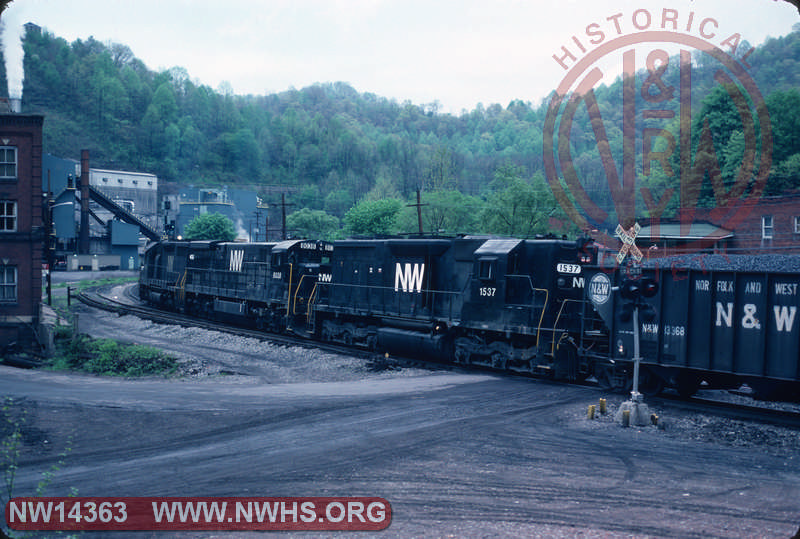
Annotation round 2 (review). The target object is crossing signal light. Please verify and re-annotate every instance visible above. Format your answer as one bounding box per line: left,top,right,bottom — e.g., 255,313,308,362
619,277,659,300
620,280,641,300
641,277,658,297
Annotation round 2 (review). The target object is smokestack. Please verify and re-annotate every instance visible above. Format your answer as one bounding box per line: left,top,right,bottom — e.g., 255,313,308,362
79,149,90,254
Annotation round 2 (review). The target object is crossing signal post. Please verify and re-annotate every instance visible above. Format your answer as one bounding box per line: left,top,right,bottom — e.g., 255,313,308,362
614,271,659,426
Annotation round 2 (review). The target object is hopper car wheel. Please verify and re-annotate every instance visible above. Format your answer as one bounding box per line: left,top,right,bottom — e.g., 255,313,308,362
676,373,701,398
638,367,664,397
597,366,614,390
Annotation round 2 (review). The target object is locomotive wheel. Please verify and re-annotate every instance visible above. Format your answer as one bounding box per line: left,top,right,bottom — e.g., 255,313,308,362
454,346,470,364
491,351,507,370
342,330,353,346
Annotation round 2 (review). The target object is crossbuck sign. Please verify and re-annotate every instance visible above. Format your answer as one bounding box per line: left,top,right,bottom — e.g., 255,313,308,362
615,223,642,264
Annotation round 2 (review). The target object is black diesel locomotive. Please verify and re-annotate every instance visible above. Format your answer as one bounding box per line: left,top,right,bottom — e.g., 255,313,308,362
139,236,607,381
139,237,800,400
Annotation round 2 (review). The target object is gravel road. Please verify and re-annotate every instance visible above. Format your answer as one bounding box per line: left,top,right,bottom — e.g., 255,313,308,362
1,280,798,538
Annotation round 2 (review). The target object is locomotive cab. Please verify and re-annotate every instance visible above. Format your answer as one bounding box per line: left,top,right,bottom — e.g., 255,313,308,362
269,240,333,332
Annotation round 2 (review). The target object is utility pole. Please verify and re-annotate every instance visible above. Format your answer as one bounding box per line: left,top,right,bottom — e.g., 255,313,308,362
406,189,428,235
279,193,295,240
45,172,53,305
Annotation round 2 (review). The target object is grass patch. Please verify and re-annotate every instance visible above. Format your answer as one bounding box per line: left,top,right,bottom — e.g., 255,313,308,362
49,334,178,377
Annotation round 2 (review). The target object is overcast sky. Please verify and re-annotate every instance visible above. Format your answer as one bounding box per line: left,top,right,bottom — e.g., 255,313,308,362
3,0,799,113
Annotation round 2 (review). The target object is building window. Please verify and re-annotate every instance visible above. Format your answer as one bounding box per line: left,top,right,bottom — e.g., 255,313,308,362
0,266,16,302
0,201,16,231
762,215,774,240
0,147,17,179
794,217,800,234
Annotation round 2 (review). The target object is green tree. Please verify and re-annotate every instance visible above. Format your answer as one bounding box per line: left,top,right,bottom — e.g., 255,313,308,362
396,190,482,235
286,208,340,240
344,198,402,236
481,166,561,237
183,212,237,241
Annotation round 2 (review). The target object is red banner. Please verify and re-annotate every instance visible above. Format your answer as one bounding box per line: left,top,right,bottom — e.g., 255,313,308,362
6,497,391,531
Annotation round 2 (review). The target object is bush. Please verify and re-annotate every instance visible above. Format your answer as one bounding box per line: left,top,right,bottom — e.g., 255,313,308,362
51,335,178,376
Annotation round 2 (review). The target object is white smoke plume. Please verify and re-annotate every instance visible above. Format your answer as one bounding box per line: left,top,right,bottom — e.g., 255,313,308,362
236,217,250,242
1,2,25,99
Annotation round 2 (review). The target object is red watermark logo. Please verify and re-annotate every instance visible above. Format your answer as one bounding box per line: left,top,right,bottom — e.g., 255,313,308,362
6,496,391,531
543,7,772,254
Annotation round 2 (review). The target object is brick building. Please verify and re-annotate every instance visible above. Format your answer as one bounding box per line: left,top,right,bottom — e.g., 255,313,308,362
0,112,44,353
636,194,800,256
726,194,800,253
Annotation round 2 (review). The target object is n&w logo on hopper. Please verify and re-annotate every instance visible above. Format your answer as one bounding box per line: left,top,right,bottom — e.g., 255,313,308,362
395,263,424,293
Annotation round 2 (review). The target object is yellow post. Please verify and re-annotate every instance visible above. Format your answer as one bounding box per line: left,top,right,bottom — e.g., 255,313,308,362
587,405,596,420
622,409,631,427
650,414,659,426
599,398,607,415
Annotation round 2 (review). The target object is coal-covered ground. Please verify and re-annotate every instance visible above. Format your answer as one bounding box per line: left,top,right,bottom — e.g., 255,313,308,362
642,253,800,273
1,281,799,538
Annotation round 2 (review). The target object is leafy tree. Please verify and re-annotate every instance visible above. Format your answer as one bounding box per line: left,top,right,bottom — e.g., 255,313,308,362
286,208,340,240
396,190,482,235
183,212,237,241
481,166,561,237
343,198,402,236
766,89,800,164
768,153,800,195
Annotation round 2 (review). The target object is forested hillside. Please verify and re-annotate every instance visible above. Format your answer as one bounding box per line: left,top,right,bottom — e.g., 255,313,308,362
10,24,800,237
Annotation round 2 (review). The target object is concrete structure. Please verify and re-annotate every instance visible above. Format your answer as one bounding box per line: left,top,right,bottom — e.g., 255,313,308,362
0,112,44,353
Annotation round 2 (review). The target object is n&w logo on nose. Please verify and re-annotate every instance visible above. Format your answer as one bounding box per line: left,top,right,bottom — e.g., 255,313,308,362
395,263,424,293
229,250,244,272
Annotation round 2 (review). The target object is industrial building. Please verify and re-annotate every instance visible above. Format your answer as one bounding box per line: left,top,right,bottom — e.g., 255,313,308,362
0,108,44,353
42,153,160,270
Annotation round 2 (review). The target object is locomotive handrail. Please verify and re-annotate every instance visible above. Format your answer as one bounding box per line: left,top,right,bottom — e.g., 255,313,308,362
316,281,461,321
286,263,293,317
293,274,314,315
551,298,583,355
177,270,187,305
306,282,320,324
532,288,549,349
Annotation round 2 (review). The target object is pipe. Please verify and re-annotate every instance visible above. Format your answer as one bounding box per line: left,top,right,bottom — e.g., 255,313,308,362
79,149,90,254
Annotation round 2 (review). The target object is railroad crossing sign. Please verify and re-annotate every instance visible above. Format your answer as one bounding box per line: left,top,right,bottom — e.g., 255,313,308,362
615,223,642,264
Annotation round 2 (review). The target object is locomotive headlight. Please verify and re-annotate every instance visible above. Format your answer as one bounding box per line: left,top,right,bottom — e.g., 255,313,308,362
557,277,566,287
617,340,624,355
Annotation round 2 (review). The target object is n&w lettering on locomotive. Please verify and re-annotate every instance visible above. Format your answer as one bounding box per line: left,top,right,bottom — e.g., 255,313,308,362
394,263,424,293
229,250,244,272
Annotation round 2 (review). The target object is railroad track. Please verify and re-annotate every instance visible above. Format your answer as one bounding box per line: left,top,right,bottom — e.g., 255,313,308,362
652,393,800,429
76,286,800,430
75,288,452,372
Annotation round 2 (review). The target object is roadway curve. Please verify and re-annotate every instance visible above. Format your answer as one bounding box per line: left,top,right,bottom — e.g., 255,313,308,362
2,363,799,538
